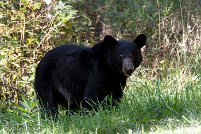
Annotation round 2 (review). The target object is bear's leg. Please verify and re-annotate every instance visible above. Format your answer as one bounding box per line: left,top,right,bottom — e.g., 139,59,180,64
82,87,105,110
81,73,106,110
111,86,124,106
36,85,58,117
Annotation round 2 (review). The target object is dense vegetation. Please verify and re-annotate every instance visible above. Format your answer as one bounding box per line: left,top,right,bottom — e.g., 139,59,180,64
0,0,201,133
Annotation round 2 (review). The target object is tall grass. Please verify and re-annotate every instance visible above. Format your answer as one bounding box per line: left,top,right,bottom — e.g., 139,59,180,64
0,67,201,133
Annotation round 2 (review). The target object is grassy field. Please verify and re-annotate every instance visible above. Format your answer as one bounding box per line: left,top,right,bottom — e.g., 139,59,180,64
1,66,201,133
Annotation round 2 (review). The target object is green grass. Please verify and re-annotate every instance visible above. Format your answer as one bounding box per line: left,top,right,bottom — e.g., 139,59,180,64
0,67,201,134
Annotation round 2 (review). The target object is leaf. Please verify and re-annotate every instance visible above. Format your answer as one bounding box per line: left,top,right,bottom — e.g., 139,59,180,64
17,107,30,113
33,2,41,10
30,100,38,109
21,0,30,5
21,96,31,110
62,18,68,23
26,38,32,45
21,76,29,81
17,11,25,19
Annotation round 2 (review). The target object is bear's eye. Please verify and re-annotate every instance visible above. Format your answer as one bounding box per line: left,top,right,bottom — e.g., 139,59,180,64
129,54,135,60
120,55,124,60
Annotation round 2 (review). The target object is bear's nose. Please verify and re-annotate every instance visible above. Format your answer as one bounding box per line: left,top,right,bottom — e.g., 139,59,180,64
122,57,134,76
126,68,134,75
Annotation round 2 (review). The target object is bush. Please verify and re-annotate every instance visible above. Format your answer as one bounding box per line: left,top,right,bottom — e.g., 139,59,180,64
0,0,77,108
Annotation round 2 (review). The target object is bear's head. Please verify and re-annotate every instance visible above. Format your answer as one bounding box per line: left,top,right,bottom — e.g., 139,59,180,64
103,34,146,77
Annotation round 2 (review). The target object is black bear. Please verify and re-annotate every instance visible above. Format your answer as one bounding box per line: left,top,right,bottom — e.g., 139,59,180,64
34,34,146,116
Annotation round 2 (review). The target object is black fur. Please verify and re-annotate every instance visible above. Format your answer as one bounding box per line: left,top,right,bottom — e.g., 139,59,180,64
34,34,146,116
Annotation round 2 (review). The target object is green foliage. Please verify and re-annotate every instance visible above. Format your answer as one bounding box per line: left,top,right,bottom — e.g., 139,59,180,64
9,96,38,117
0,0,77,108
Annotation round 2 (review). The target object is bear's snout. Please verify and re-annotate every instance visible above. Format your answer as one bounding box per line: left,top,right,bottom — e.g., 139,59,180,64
122,57,134,77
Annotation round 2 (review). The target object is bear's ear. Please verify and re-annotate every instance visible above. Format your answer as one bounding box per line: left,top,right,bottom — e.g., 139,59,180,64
134,34,146,49
103,35,117,47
